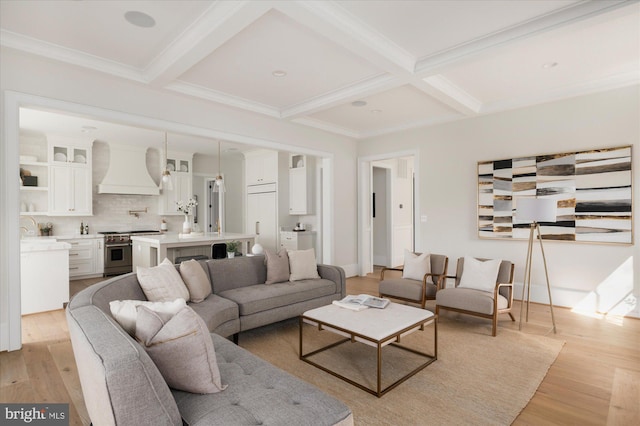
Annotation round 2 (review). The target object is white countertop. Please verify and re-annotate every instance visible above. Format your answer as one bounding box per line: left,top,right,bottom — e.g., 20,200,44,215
130,232,256,245
21,240,72,253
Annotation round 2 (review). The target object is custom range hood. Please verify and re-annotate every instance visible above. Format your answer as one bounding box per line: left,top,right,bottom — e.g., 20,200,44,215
98,143,159,195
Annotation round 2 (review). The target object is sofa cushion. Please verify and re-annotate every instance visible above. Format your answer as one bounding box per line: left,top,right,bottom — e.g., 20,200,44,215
188,294,239,332
264,249,290,284
179,259,212,303
288,248,320,281
402,250,431,282
109,298,187,335
207,256,267,294
135,305,227,394
172,334,353,426
218,279,337,316
137,258,190,302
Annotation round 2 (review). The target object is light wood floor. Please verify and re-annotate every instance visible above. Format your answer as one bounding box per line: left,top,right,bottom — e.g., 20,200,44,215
1,273,638,425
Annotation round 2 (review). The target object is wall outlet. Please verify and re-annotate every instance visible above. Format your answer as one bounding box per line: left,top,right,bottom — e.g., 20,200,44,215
420,214,428,223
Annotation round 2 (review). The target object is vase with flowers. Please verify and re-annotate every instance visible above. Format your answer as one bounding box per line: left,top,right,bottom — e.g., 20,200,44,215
176,198,198,235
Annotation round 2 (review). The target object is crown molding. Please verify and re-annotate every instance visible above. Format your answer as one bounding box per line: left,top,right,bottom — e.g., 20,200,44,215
165,81,281,118
0,30,145,82
291,117,362,139
480,70,640,116
414,0,633,75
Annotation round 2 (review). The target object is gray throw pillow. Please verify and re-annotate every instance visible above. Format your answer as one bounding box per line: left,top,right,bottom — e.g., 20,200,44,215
179,259,212,303
135,305,227,394
264,249,290,284
136,258,190,302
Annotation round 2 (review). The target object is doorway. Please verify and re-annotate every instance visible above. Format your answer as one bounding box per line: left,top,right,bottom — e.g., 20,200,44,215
358,152,418,276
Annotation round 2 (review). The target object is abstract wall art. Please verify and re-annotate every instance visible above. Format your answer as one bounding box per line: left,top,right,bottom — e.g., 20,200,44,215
478,145,633,244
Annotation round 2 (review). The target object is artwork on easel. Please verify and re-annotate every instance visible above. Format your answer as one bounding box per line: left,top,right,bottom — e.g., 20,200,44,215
478,145,632,244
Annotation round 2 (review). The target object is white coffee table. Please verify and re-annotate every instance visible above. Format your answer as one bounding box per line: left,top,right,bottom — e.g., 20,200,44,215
299,302,437,397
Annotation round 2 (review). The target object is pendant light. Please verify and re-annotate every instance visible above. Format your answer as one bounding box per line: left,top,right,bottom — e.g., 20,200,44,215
213,140,225,193
160,132,173,191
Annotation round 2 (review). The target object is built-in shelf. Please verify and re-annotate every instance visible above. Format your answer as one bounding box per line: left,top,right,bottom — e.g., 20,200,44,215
20,186,48,191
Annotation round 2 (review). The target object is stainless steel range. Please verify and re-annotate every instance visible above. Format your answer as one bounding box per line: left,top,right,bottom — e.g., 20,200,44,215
100,230,161,276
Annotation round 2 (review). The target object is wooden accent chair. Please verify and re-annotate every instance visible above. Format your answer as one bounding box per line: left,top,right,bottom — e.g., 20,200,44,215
436,257,515,336
379,253,449,309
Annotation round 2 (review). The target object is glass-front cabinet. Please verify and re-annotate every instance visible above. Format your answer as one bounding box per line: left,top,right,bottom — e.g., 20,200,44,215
47,136,94,216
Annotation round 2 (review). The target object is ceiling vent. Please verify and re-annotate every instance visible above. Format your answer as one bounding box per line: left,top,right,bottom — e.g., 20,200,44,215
98,144,159,195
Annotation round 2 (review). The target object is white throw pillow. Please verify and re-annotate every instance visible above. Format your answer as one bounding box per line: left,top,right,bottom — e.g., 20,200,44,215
137,258,190,302
458,257,502,293
109,298,187,335
402,250,431,281
288,248,321,281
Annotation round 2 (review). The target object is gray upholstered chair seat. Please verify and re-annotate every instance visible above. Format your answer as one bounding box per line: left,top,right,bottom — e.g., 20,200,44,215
379,278,437,301
435,287,508,315
172,334,352,426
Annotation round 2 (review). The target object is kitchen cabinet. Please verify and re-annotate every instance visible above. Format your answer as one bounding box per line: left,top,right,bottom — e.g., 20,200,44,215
280,231,315,251
49,165,92,215
245,150,278,185
159,152,193,215
288,154,313,215
63,236,104,279
48,137,93,216
21,241,70,315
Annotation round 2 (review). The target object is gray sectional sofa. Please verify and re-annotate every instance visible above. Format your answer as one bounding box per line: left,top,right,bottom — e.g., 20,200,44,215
66,255,352,426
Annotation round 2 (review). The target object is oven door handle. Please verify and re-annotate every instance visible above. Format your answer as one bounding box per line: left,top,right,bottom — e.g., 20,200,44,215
106,243,130,248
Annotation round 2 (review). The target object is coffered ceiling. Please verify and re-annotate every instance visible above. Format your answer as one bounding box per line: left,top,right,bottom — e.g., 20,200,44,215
2,0,639,140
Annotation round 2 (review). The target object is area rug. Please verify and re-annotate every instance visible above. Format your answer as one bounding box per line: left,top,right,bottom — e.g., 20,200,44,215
238,314,564,425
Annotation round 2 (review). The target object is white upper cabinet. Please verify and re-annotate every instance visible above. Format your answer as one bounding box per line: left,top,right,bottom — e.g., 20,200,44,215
47,136,93,216
245,150,278,185
288,154,313,215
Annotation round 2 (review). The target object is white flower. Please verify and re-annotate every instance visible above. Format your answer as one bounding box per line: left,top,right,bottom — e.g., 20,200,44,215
176,198,198,214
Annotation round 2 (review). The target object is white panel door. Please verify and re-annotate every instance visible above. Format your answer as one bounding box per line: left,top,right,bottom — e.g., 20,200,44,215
247,192,277,252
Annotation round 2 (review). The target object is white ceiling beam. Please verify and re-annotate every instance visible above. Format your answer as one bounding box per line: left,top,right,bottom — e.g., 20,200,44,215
281,73,408,119
414,0,634,75
417,75,482,116
275,1,416,75
145,1,272,86
165,81,281,118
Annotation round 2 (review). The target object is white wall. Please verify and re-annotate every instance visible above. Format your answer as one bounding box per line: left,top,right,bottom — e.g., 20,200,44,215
0,48,359,350
359,86,640,317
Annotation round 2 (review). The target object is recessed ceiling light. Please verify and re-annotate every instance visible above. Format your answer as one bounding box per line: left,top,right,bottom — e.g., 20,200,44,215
80,125,97,133
370,109,382,113
124,11,156,28
272,70,287,77
351,100,367,107
542,62,558,69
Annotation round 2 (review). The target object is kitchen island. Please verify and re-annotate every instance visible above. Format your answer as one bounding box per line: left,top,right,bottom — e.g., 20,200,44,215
131,232,256,268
